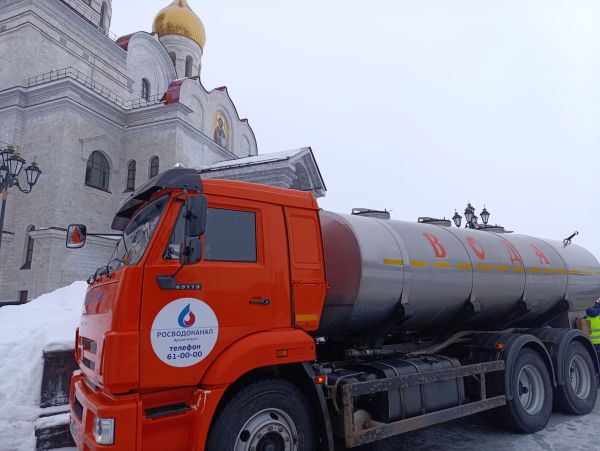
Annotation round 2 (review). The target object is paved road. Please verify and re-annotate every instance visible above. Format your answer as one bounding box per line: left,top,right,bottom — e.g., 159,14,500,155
338,400,598,451
54,400,598,451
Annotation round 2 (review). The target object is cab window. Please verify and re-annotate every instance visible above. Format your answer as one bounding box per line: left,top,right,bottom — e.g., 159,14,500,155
166,206,257,263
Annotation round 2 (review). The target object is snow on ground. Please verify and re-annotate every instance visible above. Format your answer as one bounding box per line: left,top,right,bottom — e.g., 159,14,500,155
0,282,87,451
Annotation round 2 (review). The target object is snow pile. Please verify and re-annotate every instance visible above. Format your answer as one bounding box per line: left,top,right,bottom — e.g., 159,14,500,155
0,281,87,450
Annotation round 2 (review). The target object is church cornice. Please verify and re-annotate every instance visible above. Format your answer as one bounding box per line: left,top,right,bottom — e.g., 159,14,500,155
35,0,126,62
1,0,134,90
0,80,239,163
125,117,237,161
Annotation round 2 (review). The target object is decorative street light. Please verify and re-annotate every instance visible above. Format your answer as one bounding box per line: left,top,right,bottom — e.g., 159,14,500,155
0,144,42,252
452,203,492,229
464,203,475,226
480,206,490,225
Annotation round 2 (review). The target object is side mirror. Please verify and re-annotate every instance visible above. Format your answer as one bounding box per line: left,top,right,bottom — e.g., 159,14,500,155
186,195,207,237
66,224,87,249
179,237,202,265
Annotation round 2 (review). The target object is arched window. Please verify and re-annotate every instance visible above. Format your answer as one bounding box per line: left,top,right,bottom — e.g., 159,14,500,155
85,151,110,191
100,2,107,30
126,160,136,191
21,225,35,270
141,78,150,101
169,52,176,68
149,156,160,178
185,56,193,77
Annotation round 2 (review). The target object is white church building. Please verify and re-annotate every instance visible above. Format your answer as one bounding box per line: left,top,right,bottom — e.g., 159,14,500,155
0,0,326,303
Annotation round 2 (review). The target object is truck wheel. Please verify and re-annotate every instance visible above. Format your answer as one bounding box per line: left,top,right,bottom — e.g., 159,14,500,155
556,341,598,415
206,379,315,451
502,348,553,433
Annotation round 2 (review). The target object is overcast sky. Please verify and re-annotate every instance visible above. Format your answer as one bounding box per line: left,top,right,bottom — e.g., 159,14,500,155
112,1,600,257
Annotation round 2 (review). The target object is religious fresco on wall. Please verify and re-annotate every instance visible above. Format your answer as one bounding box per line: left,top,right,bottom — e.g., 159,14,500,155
213,112,228,149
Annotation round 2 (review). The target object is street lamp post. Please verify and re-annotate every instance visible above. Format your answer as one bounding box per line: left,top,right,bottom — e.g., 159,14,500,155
452,203,492,229
0,144,42,252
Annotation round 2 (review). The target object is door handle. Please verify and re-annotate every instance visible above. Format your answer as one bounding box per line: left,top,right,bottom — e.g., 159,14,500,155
249,298,271,305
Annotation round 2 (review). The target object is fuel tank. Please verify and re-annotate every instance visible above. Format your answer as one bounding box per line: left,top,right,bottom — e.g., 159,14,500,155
318,211,600,337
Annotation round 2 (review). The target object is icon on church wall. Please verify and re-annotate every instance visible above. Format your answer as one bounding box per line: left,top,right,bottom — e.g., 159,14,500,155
213,112,228,149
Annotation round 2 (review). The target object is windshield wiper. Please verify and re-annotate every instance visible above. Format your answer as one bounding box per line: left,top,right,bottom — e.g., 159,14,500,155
107,257,127,272
88,266,104,284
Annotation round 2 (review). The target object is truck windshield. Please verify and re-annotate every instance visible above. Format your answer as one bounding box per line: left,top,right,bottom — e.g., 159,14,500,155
107,195,168,270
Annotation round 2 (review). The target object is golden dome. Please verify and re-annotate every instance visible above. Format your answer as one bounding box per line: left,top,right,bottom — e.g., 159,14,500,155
153,0,206,49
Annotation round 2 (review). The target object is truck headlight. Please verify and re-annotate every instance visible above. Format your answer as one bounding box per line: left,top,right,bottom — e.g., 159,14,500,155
93,417,115,445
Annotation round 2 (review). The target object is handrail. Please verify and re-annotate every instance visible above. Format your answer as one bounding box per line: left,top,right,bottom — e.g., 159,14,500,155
26,67,165,110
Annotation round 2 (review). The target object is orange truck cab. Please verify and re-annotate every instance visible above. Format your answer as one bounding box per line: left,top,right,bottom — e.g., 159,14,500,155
68,168,330,450
68,168,600,451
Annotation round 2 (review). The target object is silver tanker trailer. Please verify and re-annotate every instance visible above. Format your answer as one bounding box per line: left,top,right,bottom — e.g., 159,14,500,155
319,211,600,336
315,210,600,447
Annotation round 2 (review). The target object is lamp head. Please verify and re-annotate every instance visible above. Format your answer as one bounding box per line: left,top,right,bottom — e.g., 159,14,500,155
25,160,42,187
480,207,490,225
452,210,462,228
7,153,25,178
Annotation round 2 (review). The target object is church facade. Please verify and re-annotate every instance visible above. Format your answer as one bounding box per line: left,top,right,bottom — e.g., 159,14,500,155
0,0,325,303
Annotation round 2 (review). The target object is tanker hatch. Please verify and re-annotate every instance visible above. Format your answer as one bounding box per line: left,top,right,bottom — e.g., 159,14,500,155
477,224,509,233
351,208,390,220
418,217,452,227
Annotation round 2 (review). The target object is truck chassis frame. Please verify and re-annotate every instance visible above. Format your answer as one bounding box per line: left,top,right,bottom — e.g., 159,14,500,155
333,360,506,448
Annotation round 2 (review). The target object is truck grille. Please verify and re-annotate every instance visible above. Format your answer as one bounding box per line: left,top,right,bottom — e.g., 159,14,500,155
73,396,83,420
82,357,95,371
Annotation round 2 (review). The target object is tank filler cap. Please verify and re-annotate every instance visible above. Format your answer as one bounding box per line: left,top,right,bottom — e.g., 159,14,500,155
352,208,391,220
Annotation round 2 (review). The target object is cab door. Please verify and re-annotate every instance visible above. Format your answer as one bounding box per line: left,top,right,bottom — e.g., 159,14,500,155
139,194,291,389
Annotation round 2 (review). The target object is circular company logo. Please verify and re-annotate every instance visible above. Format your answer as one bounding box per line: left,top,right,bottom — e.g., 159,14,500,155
151,298,219,368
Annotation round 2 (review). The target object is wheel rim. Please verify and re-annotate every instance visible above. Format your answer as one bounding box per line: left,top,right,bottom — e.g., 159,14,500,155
234,408,298,451
568,355,592,400
518,364,545,415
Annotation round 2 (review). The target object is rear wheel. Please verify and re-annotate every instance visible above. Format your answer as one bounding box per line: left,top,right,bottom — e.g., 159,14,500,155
556,341,597,415
206,379,316,451
501,348,553,433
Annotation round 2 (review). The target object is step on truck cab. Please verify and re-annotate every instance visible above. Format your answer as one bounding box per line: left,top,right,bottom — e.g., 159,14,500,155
68,168,600,451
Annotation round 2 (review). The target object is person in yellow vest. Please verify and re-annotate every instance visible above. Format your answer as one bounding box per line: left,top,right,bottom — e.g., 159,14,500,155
586,298,600,352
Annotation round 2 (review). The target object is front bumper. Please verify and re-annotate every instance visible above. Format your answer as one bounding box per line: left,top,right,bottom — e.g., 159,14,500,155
69,371,138,451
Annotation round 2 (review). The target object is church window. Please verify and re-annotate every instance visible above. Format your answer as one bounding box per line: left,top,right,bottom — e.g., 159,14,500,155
149,156,160,178
185,56,193,77
169,52,177,68
85,151,110,191
141,78,151,101
126,160,136,191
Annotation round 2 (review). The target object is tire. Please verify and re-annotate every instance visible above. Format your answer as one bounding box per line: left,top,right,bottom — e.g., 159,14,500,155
206,379,316,451
555,341,598,415
500,348,553,433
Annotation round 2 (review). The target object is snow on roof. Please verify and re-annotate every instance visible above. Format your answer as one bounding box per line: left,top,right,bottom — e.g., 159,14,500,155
200,147,310,172
0,281,87,448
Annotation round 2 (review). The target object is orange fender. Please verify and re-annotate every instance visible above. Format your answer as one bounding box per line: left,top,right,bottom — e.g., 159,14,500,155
201,329,316,387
